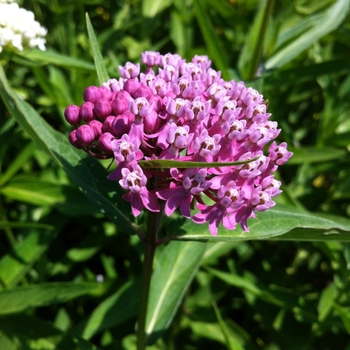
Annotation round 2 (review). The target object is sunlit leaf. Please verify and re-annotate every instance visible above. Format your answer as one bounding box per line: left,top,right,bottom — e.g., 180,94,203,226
146,241,207,344
265,0,350,69
166,205,350,242
85,13,109,85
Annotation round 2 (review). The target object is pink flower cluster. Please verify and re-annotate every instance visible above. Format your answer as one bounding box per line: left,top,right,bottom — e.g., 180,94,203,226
64,51,292,236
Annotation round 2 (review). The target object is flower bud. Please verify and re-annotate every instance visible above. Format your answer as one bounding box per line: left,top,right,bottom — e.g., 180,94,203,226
94,98,112,119
88,120,103,138
124,79,140,96
102,116,116,133
98,132,115,153
64,105,81,126
69,130,84,148
76,125,95,147
98,86,113,100
111,92,130,115
134,85,153,99
83,86,101,103
111,114,130,138
79,102,95,122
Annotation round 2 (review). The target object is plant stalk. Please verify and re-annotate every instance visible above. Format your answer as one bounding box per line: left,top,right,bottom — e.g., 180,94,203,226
136,210,160,350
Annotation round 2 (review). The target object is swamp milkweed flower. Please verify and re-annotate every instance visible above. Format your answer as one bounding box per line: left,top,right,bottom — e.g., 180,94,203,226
0,0,47,53
64,52,292,236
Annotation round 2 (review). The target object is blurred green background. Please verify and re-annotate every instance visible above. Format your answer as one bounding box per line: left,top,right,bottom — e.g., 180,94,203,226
1,0,350,349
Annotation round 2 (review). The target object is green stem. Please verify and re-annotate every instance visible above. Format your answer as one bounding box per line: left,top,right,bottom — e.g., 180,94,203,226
136,211,161,350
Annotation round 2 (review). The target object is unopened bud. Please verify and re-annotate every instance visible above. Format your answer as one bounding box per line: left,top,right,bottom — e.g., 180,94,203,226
64,105,81,126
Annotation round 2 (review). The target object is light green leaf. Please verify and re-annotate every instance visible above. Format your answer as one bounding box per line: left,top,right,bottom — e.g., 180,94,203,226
0,65,135,234
85,13,109,85
317,282,337,322
287,147,347,164
0,283,103,315
19,49,95,70
146,241,207,344
193,0,229,80
265,0,350,69
77,277,141,340
138,156,260,169
166,205,350,242
142,0,173,18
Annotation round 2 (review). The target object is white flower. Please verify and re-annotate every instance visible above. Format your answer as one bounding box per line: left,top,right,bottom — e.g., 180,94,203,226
0,1,47,53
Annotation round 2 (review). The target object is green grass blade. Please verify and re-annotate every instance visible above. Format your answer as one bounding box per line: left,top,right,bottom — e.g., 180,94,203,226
265,0,350,69
85,13,109,85
238,0,274,80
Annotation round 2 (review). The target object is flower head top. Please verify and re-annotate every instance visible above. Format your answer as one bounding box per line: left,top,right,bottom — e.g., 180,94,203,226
64,51,292,236
0,0,47,53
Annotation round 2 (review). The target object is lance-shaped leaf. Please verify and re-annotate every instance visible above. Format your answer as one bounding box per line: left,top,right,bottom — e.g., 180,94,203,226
0,230,57,289
238,0,274,80
138,156,260,169
165,205,350,242
145,241,207,344
265,0,350,70
0,282,104,315
86,13,109,85
76,277,141,340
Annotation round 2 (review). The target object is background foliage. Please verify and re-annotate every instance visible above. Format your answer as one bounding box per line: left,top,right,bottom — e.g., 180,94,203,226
1,0,350,349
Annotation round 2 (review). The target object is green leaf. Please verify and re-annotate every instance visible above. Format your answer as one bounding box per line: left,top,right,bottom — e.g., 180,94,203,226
19,49,96,71
287,147,347,164
0,142,36,187
146,241,207,344
238,0,274,80
264,58,350,87
193,0,229,80
213,302,244,350
77,277,141,340
85,13,109,85
142,0,173,18
0,282,103,315
317,282,336,322
0,230,57,289
138,156,260,169
0,65,135,234
1,174,99,216
265,0,350,69
166,205,350,242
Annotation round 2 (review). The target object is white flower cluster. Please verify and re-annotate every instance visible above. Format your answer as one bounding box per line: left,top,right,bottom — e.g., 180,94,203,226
0,0,47,53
